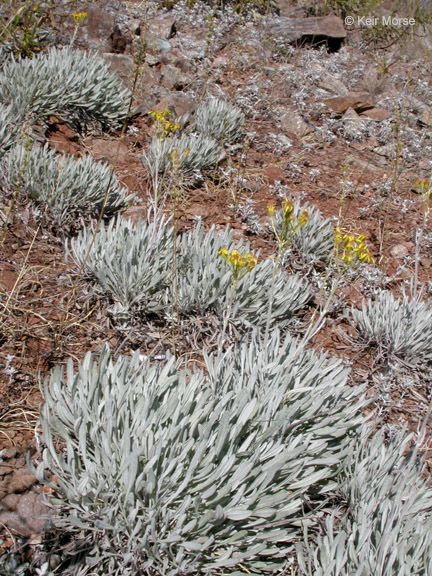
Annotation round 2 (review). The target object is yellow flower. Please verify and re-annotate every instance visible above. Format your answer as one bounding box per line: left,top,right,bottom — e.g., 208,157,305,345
71,11,87,25
218,247,228,259
266,203,275,216
282,198,294,219
219,248,258,280
298,210,309,227
247,256,257,270
358,250,371,263
335,226,373,267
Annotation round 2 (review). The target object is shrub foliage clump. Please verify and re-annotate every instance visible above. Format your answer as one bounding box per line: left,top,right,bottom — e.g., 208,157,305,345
1,145,132,225
348,288,432,368
297,429,432,575
0,47,130,128
173,223,311,326
68,216,173,313
142,132,220,176
193,97,244,143
271,201,335,270
68,219,311,328
0,104,21,157
142,97,243,177
36,331,366,575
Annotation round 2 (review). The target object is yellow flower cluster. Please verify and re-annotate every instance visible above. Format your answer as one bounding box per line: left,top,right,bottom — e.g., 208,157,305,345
218,248,257,282
71,12,87,25
267,198,308,247
148,108,180,138
414,178,432,202
166,147,189,168
334,227,372,265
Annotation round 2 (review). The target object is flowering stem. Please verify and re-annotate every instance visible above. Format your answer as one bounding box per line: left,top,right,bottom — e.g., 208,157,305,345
218,282,236,356
263,244,282,358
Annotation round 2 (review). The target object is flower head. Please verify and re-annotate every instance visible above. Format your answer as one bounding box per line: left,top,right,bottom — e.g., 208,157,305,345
266,203,275,216
298,210,309,227
71,12,87,25
218,247,258,282
335,227,373,267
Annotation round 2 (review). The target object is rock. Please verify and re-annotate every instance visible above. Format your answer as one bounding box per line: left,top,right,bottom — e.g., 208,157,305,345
102,53,135,88
342,107,363,122
144,14,176,56
0,263,17,291
0,493,20,511
76,4,115,51
373,144,393,157
156,38,171,53
109,24,128,54
0,464,15,477
89,138,131,165
317,72,349,96
361,65,388,96
11,469,37,493
160,63,193,91
276,3,307,17
280,108,311,138
0,469,37,495
122,205,147,224
269,15,347,52
1,447,18,459
153,93,195,119
264,166,285,184
47,116,77,140
360,107,391,121
408,97,429,116
136,63,162,104
390,244,409,259
323,96,374,116
419,110,432,127
0,492,52,536
161,48,197,75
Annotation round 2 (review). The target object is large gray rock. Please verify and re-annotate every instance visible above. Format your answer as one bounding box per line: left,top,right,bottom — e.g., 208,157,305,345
154,93,195,119
269,15,347,51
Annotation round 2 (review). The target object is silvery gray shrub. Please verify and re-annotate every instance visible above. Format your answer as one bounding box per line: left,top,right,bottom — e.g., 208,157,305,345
0,104,21,157
142,132,220,176
193,96,244,143
0,47,130,128
142,97,243,177
348,289,432,368
272,202,335,270
68,219,311,328
35,329,367,575
68,216,173,314
1,145,132,225
297,428,432,575
173,223,311,327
